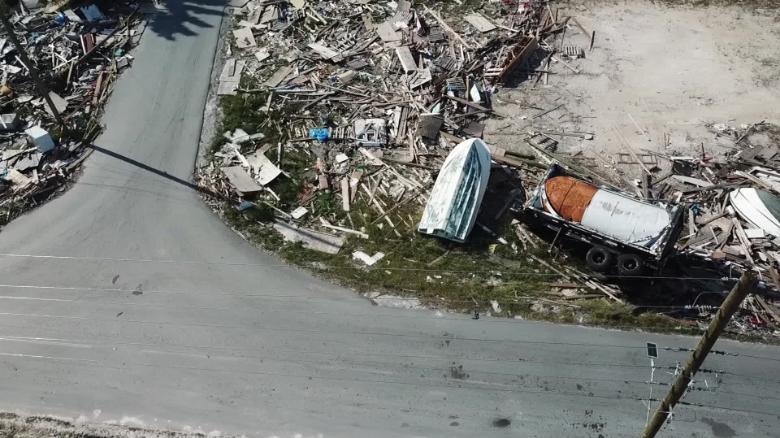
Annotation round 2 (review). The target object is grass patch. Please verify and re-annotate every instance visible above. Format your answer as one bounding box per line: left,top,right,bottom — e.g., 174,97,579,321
199,6,778,343
219,187,705,337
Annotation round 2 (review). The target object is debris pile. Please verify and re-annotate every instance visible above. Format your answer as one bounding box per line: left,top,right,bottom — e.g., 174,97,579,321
611,123,780,274
199,0,560,243
526,121,780,333
0,1,143,222
199,0,780,335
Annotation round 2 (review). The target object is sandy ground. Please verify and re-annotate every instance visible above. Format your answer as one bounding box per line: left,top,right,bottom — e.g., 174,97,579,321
486,0,780,178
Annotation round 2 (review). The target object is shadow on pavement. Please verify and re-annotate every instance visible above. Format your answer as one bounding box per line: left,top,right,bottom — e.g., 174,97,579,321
146,0,226,41
88,144,228,200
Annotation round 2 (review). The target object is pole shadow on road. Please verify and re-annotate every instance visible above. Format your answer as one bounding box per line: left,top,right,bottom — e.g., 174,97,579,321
87,144,227,200
146,0,226,41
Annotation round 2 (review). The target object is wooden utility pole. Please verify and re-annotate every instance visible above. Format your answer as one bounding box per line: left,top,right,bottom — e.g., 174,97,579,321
0,6,65,127
642,270,757,438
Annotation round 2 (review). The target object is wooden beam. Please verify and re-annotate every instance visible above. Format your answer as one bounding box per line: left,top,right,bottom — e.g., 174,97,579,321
444,94,505,117
424,6,473,49
731,218,756,266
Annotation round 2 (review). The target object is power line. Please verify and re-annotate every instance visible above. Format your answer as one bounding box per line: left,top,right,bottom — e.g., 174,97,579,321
0,309,656,348
3,331,778,389
0,308,778,366
0,293,772,357
0,252,742,282
662,346,780,363
1,283,778,364
1,348,776,420
0,282,773,349
0,333,691,371
0,282,777,357
0,288,720,314
0,281,745,315
647,397,778,419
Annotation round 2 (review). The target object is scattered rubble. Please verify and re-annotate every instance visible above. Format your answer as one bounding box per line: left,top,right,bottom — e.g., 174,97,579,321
199,0,554,215
365,291,423,309
199,0,780,338
0,1,143,225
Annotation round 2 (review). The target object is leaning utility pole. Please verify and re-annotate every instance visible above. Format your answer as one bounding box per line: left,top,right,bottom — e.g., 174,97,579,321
0,5,65,127
642,270,757,438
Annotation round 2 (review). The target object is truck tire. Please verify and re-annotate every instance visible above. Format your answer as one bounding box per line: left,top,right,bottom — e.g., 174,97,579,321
586,246,612,272
617,253,644,276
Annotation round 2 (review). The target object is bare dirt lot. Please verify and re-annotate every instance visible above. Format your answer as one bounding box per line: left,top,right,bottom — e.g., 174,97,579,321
486,0,780,176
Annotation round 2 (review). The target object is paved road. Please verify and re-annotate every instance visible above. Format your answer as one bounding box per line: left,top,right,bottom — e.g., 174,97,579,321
0,3,778,437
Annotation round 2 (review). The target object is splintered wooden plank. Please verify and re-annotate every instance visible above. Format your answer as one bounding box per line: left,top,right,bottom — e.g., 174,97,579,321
264,66,293,87
217,80,239,96
408,67,431,89
273,222,345,254
377,20,401,42
233,27,256,48
395,46,418,73
308,42,340,60
220,58,244,81
418,113,443,139
218,59,244,95
254,48,270,62
222,166,263,193
259,6,278,24
495,36,538,83
464,13,496,33
341,177,351,212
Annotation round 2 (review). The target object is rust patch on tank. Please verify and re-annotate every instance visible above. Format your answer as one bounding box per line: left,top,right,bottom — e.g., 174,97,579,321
545,176,598,222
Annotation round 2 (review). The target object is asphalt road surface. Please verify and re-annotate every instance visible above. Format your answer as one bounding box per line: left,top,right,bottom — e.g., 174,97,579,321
0,3,779,437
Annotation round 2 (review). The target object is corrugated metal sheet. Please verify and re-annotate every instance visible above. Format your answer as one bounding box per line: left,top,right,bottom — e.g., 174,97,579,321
418,138,491,242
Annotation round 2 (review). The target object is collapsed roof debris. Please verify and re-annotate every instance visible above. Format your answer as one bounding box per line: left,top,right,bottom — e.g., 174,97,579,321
199,0,556,241
0,1,144,224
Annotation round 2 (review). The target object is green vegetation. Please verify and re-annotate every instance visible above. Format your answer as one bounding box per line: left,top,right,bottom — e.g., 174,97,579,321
201,8,776,341
204,71,699,336
218,185,695,335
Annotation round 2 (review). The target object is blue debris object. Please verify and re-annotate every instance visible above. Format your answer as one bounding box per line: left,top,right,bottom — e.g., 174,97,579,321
53,13,68,26
309,127,331,142
238,201,256,211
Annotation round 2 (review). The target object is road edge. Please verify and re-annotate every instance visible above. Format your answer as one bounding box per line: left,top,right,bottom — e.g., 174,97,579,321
194,4,232,170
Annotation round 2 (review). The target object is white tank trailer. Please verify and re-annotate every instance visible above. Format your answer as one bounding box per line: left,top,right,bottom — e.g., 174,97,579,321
525,164,684,275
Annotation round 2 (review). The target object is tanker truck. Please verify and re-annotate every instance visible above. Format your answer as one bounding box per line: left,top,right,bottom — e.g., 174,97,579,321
524,164,684,275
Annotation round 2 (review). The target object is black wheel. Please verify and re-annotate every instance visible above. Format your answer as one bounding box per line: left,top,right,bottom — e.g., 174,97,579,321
617,253,644,276
586,246,613,272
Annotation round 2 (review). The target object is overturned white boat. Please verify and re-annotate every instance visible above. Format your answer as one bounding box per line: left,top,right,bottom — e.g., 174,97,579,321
418,138,491,242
